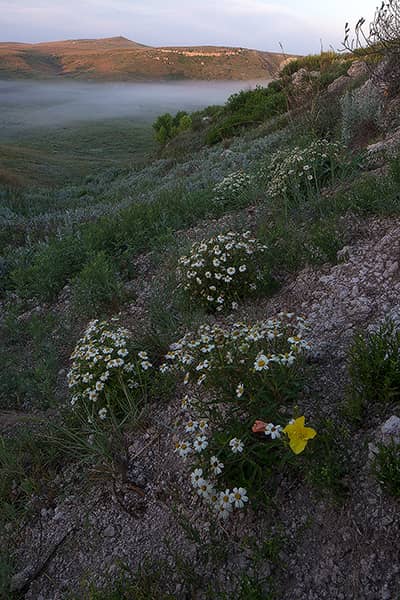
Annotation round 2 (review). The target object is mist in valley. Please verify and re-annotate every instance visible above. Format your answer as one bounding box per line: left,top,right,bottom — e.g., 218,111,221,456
0,79,270,137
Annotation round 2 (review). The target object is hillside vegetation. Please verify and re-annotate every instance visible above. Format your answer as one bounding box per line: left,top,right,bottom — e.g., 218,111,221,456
1,9,400,598
0,37,297,81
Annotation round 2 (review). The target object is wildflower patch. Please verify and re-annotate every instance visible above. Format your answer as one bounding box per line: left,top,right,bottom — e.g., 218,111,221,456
177,231,268,312
165,314,317,518
212,171,253,210
262,139,342,204
67,318,153,426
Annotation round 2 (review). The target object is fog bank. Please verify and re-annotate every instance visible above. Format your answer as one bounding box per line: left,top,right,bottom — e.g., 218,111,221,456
0,79,270,135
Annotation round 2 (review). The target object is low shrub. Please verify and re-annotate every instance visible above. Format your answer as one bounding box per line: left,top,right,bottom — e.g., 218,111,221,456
153,111,192,145
163,314,316,516
67,319,153,427
346,320,400,421
0,311,60,409
11,235,86,301
306,93,342,140
262,139,342,205
0,427,64,523
341,84,383,147
177,231,269,312
71,252,124,317
212,171,254,210
280,52,351,80
304,419,350,500
373,441,400,497
206,86,287,144
11,187,216,302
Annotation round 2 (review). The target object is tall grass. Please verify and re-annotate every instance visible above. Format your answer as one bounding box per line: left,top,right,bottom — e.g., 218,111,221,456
9,186,215,301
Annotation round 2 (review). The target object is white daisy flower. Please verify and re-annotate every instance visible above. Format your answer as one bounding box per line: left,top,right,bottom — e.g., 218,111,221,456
219,489,233,509
216,503,232,520
198,419,209,433
210,456,224,475
230,487,248,509
197,374,206,386
265,423,283,440
229,438,244,454
193,435,208,453
174,441,192,458
185,419,198,433
181,395,192,410
98,407,107,420
190,468,203,487
254,354,269,371
236,383,244,398
197,480,215,499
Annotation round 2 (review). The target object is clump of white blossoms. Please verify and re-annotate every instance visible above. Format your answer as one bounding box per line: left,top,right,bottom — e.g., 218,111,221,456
67,318,152,424
177,231,268,312
212,171,253,209
262,139,342,203
162,313,310,389
169,314,311,518
174,404,249,520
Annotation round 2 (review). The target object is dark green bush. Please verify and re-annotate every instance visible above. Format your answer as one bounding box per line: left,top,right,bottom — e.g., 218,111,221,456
206,88,287,144
0,427,64,522
153,111,192,144
71,252,124,317
11,235,86,301
373,442,400,497
346,320,400,421
0,311,60,409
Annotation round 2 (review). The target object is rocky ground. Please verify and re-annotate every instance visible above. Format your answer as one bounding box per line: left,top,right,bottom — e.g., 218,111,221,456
7,213,400,599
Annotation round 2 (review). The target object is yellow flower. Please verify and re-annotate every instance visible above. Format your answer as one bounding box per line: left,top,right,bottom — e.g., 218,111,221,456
283,416,316,455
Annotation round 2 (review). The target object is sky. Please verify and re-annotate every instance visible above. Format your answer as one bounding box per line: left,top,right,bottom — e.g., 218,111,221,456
0,0,380,54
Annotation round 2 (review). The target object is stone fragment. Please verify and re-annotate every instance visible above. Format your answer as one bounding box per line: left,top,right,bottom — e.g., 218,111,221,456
103,525,115,538
327,75,352,96
347,61,369,79
381,415,400,445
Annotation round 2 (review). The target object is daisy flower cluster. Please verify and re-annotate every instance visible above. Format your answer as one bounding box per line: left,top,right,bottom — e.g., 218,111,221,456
177,231,268,312
262,139,342,203
190,467,249,521
67,319,152,424
212,171,253,209
174,396,249,520
170,315,313,518
161,313,310,392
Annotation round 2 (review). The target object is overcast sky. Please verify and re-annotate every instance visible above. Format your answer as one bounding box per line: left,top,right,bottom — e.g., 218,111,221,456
1,0,379,54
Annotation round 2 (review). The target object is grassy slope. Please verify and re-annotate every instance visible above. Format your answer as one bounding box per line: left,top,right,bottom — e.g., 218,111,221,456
0,37,297,81
2,51,400,599
0,118,156,187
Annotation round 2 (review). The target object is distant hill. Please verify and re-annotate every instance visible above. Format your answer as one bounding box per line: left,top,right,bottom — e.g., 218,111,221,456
0,36,297,81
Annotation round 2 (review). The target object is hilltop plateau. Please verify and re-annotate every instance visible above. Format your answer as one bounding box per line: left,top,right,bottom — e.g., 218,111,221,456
0,36,296,80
